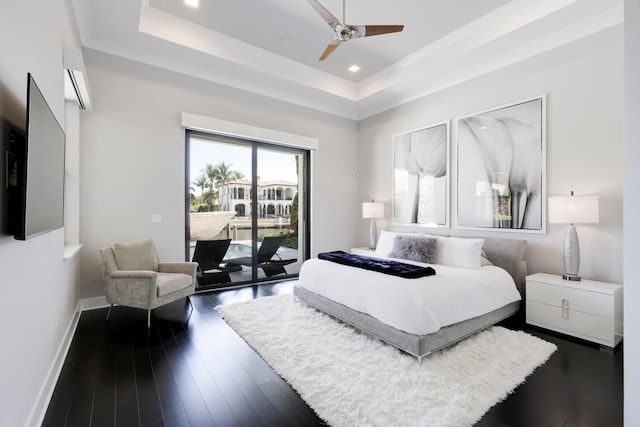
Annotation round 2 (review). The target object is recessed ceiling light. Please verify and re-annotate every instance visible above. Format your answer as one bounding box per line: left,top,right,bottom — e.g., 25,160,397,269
184,0,199,8
279,35,297,49
349,65,360,73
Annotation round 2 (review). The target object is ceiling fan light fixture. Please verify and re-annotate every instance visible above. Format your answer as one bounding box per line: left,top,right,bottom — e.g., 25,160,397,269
348,65,360,72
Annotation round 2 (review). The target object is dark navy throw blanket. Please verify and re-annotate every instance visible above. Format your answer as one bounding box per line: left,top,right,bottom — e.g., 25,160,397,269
317,251,436,279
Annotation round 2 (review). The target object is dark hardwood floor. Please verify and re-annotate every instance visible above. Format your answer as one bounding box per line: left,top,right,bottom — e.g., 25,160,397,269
43,281,622,427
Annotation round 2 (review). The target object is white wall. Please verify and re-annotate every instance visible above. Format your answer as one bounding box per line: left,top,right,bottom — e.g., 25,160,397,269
358,26,624,285
0,1,81,425
78,49,359,298
624,0,640,424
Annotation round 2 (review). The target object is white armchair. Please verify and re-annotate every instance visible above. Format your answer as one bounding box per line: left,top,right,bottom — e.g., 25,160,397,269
99,239,197,328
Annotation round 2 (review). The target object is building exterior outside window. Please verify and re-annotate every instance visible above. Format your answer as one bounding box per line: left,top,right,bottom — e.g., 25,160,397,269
218,179,297,218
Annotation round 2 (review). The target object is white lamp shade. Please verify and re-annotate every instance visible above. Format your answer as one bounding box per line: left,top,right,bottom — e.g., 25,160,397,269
548,195,599,224
362,202,384,219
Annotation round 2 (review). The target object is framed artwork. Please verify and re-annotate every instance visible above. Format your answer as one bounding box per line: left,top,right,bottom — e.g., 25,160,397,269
393,121,450,227
455,95,546,233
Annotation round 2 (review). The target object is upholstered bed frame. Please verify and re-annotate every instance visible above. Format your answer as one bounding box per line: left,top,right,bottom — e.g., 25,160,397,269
293,237,527,362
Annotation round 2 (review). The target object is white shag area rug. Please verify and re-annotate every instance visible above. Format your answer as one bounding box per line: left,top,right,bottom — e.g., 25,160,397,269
216,294,556,427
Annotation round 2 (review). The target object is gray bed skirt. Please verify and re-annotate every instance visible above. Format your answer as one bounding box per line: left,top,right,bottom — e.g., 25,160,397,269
293,284,521,362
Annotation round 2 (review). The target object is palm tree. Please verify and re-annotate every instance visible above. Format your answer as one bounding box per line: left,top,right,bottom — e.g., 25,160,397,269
192,174,209,201
202,161,245,211
210,161,244,186
204,161,243,190
204,163,218,200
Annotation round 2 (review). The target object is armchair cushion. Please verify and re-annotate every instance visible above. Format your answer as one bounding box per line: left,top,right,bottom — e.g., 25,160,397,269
156,273,193,297
112,239,159,271
110,270,157,279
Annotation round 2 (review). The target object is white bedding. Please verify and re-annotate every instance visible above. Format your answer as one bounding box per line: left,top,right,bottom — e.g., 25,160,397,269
297,257,521,335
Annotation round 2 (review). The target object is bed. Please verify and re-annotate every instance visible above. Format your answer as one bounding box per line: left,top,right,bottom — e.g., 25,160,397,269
293,232,528,362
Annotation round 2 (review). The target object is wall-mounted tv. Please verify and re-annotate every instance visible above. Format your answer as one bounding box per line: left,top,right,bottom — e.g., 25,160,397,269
12,73,66,240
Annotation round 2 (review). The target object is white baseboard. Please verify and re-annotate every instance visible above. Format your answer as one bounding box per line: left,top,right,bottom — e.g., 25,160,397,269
81,295,109,311
27,301,81,427
26,296,109,427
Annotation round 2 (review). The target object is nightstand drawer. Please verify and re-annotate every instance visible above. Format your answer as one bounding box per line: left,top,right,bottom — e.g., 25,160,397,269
527,280,613,318
526,300,615,346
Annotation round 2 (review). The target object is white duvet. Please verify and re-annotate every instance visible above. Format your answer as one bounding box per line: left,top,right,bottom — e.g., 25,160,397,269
296,257,521,335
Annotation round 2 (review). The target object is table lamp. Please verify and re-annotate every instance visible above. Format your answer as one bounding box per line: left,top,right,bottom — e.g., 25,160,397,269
548,191,599,281
362,201,384,250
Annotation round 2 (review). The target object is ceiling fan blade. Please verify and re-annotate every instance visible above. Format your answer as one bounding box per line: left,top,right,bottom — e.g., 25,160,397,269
362,25,404,37
306,0,341,29
319,42,340,61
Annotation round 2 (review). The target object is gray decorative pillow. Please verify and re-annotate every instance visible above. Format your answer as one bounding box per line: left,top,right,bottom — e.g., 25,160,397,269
112,239,159,271
388,235,438,264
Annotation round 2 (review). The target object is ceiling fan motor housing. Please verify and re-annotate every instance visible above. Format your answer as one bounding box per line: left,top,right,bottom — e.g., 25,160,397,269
335,24,358,40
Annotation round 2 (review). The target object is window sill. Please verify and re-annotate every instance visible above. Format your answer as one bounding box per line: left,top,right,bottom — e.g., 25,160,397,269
64,244,83,262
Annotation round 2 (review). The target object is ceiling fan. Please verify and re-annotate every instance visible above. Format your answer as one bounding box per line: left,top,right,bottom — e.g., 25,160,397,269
306,0,404,61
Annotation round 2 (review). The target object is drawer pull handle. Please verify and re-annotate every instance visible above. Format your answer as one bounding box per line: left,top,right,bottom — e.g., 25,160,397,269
562,299,569,319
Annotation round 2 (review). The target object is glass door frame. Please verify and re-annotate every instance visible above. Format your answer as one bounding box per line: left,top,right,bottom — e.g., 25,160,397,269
184,129,311,287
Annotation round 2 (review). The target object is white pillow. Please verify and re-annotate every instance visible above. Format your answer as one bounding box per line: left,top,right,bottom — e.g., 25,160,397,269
436,237,484,269
375,230,399,255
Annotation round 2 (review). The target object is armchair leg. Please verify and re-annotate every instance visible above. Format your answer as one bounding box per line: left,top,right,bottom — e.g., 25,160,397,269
106,304,113,321
187,295,193,309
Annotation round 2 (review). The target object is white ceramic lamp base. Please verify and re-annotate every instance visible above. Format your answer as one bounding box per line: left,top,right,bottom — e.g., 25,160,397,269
562,224,581,281
369,219,377,251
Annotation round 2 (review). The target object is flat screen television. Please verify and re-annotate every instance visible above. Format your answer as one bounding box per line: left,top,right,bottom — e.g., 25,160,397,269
13,73,66,240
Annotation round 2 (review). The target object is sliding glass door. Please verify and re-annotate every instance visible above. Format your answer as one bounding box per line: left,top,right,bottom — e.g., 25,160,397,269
186,130,309,289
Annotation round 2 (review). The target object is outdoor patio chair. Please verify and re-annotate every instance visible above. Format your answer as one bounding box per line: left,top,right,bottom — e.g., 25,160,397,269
226,235,296,277
191,239,241,286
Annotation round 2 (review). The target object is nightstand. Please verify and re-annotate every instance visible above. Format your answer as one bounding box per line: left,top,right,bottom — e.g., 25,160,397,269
526,273,623,348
